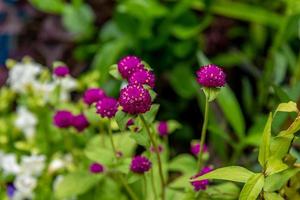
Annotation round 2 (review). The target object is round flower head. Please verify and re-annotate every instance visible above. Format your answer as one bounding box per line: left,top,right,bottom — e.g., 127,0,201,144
96,97,118,118
130,155,152,174
72,114,89,132
53,66,69,77
129,69,155,88
190,143,208,156
117,56,144,79
119,84,152,115
191,166,212,191
53,110,73,128
196,64,226,88
157,121,168,137
89,162,104,174
83,88,106,105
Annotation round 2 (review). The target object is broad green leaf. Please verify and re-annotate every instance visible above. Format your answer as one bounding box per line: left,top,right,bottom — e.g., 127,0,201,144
167,120,181,133
278,116,300,137
275,101,299,114
168,154,197,174
115,110,132,131
109,64,122,80
130,130,150,147
192,166,254,183
29,0,64,14
127,172,143,184
258,113,272,169
217,86,245,139
85,144,115,166
265,157,288,176
169,173,194,189
264,192,284,200
55,172,101,199
264,168,300,192
206,183,240,200
142,104,160,124
270,135,294,160
239,173,264,200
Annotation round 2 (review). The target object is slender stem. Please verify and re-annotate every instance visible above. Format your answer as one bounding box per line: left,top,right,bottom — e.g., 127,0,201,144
150,166,158,200
143,174,147,199
197,93,210,170
140,115,165,200
107,120,139,200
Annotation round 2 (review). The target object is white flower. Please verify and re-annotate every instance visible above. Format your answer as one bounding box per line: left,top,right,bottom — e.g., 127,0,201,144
1,154,20,175
20,155,46,176
14,174,37,195
54,76,77,102
15,106,37,139
7,62,42,93
12,190,33,200
48,158,65,173
32,81,55,102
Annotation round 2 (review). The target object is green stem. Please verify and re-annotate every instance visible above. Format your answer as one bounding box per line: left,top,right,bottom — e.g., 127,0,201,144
107,120,139,200
197,93,210,170
143,174,147,199
150,166,158,200
140,115,165,200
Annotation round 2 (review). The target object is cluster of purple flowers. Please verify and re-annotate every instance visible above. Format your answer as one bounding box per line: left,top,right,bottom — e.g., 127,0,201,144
53,110,89,132
190,143,208,157
130,155,152,174
191,166,212,191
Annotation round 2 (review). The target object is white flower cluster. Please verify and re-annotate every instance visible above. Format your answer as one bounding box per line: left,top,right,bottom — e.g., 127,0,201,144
0,152,46,200
15,106,37,139
7,60,77,102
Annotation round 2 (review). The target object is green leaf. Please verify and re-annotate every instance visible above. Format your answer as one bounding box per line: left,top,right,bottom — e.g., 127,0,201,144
206,183,240,200
275,101,299,115
168,154,197,174
127,172,143,184
278,116,300,137
217,86,245,139
265,157,288,176
264,192,284,200
29,0,64,14
55,172,101,199
115,110,132,131
142,104,160,124
203,87,221,102
239,173,264,200
258,113,272,169
264,168,300,192
130,130,150,147
192,166,254,183
109,64,122,80
167,120,181,133
169,173,194,189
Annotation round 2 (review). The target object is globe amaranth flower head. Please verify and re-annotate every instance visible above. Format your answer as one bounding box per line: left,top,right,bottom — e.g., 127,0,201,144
53,110,73,128
190,143,208,156
89,162,104,174
83,88,106,105
119,84,152,115
130,155,152,174
191,166,212,191
53,66,70,77
72,114,89,132
196,64,226,88
117,55,144,79
96,97,118,118
129,69,155,88
157,121,168,137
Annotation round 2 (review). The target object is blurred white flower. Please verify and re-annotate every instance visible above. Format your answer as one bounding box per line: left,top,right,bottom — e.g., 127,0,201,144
1,154,20,175
54,76,77,102
48,154,73,173
20,155,46,176
14,174,37,195
7,62,42,93
32,81,55,102
15,106,37,139
12,190,33,200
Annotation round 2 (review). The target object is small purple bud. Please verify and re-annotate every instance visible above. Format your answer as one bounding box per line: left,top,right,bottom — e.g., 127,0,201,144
190,143,208,156
53,66,70,77
150,145,163,153
89,162,104,174
83,88,106,105
96,97,118,118
157,121,168,137
130,155,152,174
72,114,89,132
191,166,212,191
196,64,226,88
53,110,73,128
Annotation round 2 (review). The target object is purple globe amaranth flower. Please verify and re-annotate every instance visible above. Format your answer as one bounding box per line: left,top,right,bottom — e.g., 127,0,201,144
130,155,152,174
89,162,104,174
53,110,73,128
119,84,152,115
191,166,212,191
83,88,106,105
157,121,168,137
190,143,208,156
53,66,70,77
129,69,155,88
117,55,144,79
72,114,89,132
196,64,226,88
96,97,118,118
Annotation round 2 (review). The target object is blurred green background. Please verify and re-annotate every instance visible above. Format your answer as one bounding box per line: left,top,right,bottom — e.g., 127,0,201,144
1,0,300,163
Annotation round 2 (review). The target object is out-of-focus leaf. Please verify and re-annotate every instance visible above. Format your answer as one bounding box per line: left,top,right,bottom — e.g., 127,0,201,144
171,24,200,39
193,166,254,183
217,86,245,139
115,110,132,132
206,183,240,200
130,130,150,147
274,52,288,84
275,101,299,115
258,113,272,169
169,173,194,189
29,0,65,14
168,154,197,174
239,173,264,200
264,192,284,200
109,64,123,80
142,104,160,124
